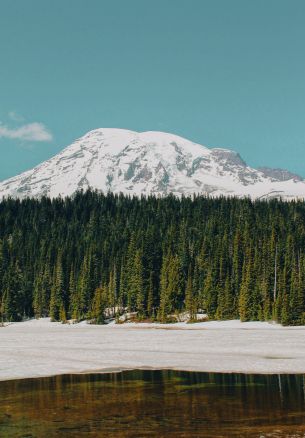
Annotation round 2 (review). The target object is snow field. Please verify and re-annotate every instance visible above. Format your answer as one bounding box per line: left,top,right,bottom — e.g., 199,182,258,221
1,318,305,381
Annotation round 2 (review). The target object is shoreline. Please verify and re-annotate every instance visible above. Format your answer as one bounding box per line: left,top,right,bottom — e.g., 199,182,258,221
1,318,305,382
3,367,305,384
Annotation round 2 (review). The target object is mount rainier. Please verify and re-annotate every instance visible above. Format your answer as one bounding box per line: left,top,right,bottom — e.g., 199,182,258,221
0,128,304,200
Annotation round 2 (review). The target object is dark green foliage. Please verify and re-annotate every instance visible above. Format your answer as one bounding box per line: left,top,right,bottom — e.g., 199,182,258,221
49,253,65,322
91,286,106,324
0,191,304,325
1,261,24,321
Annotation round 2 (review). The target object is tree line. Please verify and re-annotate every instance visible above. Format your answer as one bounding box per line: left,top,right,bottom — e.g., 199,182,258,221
0,190,304,325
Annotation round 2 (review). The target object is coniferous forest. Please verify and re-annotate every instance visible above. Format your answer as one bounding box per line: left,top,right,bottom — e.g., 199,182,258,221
0,191,304,325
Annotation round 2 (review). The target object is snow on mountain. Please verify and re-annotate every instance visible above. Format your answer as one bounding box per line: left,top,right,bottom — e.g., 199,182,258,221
0,128,304,200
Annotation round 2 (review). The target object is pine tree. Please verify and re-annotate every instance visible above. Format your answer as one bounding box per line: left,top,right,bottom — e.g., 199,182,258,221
202,268,217,318
69,267,80,320
216,276,233,320
238,260,252,322
1,262,24,321
91,285,106,324
0,191,305,326
33,269,44,318
108,267,117,317
126,249,144,317
49,254,65,322
147,271,154,317
77,251,94,320
185,270,197,321
118,262,126,313
159,253,181,322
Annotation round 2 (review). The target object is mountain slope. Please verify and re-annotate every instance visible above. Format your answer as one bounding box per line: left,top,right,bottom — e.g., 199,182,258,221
0,128,304,200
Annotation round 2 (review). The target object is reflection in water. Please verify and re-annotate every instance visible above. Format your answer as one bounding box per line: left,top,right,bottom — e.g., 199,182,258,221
0,370,305,437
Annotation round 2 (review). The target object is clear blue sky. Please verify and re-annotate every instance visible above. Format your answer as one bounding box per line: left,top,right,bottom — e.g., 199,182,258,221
1,0,305,180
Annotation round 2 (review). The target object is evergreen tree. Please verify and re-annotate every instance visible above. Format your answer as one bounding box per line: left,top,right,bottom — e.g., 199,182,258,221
0,191,304,326
159,253,181,322
185,269,197,321
147,271,154,317
91,285,106,324
1,262,24,321
49,254,65,322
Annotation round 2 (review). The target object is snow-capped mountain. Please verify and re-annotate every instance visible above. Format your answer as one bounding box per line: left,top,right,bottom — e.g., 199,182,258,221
0,128,304,200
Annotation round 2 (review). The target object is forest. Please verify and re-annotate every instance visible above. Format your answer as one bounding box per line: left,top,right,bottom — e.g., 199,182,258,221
0,190,304,325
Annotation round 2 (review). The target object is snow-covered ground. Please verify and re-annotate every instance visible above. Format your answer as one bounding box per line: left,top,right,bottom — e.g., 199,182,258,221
1,318,305,381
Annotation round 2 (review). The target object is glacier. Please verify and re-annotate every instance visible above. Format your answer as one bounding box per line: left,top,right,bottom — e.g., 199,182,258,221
0,128,304,200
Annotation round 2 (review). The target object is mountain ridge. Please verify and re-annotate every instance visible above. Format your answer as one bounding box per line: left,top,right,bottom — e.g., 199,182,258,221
0,128,304,200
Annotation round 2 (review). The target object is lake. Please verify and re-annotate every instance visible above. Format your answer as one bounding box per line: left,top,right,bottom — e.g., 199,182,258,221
1,370,305,437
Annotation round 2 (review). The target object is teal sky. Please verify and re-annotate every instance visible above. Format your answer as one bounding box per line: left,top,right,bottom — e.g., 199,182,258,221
1,0,305,180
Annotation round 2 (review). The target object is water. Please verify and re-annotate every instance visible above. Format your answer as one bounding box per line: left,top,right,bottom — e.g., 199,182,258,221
0,370,305,437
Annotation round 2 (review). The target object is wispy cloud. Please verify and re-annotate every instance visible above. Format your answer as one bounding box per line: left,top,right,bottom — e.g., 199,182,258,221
8,111,25,122
0,122,53,142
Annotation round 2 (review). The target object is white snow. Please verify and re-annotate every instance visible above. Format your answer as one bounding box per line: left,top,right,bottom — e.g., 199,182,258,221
1,318,305,381
0,128,304,200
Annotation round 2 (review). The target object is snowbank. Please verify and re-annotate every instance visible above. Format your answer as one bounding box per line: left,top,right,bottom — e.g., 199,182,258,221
1,318,305,381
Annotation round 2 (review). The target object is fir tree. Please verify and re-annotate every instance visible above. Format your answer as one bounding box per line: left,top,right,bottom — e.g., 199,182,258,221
0,191,305,326
185,270,197,321
91,285,106,324
49,254,65,322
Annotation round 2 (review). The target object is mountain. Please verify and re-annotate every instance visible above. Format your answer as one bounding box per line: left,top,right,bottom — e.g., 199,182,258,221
0,128,304,200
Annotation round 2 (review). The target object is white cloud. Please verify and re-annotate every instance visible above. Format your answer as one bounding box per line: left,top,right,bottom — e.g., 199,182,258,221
0,122,53,142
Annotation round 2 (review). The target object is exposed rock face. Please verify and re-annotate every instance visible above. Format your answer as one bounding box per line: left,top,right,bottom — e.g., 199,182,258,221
258,167,303,182
0,128,305,200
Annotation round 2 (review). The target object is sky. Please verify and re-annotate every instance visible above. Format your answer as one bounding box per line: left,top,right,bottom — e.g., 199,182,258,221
1,0,305,181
